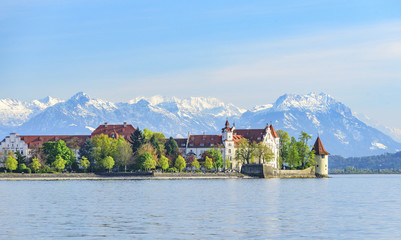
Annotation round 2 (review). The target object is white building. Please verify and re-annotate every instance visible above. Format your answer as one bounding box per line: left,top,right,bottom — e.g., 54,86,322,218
176,121,280,170
0,133,29,167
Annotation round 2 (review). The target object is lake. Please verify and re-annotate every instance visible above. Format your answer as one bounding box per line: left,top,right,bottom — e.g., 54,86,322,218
0,175,400,239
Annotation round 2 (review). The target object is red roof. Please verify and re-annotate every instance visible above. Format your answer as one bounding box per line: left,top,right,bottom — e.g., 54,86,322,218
234,129,265,143
269,124,279,138
174,138,188,148
91,123,135,141
312,137,330,155
187,135,223,148
19,135,89,148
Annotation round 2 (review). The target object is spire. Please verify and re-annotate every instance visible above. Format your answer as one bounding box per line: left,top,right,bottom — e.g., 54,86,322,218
312,137,330,155
225,119,229,127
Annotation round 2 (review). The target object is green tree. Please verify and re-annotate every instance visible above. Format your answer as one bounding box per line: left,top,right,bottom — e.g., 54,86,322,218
235,138,254,164
53,155,66,172
92,134,117,170
165,137,179,160
254,142,274,164
137,152,156,171
204,156,213,170
297,131,316,169
225,157,231,169
174,155,186,172
101,156,115,172
287,137,301,169
42,140,72,166
158,155,169,172
206,149,224,171
78,138,95,171
114,136,133,172
191,159,201,170
5,154,18,172
29,157,42,173
277,130,291,169
15,151,26,165
128,127,145,154
79,156,90,172
18,163,27,172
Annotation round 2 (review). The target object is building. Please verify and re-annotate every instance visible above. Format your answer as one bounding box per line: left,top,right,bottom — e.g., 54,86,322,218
175,120,280,170
0,122,135,167
91,122,136,141
312,136,330,177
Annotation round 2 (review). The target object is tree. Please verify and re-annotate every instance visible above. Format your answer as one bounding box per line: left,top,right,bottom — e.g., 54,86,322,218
165,137,179,160
92,134,117,170
114,136,133,172
287,137,301,169
128,127,145,154
191,159,201,170
225,157,231,169
78,138,95,171
42,140,72,166
174,156,186,172
79,156,90,172
15,151,26,165
5,154,18,172
18,163,27,172
53,155,66,172
137,152,156,171
277,130,290,169
254,142,274,164
235,138,255,164
297,131,316,169
204,156,213,170
101,156,115,172
206,149,224,171
30,157,42,173
158,155,169,172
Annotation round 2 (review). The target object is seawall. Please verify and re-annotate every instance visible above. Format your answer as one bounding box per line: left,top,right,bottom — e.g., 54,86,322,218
241,164,317,178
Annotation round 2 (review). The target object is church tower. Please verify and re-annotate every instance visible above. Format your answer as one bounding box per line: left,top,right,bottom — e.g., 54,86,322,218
312,137,330,178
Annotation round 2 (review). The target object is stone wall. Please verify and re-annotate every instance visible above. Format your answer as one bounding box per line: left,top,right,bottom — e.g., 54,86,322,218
241,164,316,178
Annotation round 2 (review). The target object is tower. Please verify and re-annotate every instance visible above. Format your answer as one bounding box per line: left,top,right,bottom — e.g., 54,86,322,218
312,137,330,178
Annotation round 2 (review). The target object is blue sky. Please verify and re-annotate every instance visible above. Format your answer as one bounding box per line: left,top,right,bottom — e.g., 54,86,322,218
0,0,401,129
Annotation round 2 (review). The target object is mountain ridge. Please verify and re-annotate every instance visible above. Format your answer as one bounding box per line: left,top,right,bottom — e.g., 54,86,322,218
0,92,399,157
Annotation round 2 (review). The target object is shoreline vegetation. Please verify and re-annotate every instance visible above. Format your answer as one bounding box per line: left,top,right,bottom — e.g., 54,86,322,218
0,172,249,181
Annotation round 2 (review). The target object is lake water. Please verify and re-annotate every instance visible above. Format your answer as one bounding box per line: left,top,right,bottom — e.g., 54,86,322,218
0,175,400,239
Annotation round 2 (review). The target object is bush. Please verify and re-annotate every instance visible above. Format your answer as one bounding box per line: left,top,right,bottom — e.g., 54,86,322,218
167,167,178,173
25,168,31,174
18,163,27,172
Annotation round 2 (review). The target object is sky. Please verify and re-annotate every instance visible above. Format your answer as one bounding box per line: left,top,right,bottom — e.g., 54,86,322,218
0,0,401,129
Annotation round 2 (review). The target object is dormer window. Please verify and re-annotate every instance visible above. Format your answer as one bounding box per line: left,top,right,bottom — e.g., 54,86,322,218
211,137,214,140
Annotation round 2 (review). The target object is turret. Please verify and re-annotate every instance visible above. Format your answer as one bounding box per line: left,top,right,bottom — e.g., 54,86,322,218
312,137,330,178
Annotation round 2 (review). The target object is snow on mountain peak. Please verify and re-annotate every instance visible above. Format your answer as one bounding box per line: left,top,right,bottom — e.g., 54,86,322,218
272,92,346,113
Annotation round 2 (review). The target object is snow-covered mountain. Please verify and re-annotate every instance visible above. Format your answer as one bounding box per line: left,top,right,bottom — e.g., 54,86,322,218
0,92,399,157
238,93,401,157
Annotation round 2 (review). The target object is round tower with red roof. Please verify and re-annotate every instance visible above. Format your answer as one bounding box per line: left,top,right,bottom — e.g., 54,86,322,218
312,137,330,178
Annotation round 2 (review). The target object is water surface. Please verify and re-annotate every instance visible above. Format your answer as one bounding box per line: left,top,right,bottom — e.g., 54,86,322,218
0,175,400,239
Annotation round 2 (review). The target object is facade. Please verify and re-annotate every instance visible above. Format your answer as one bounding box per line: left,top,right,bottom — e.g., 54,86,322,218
312,136,330,177
176,121,280,170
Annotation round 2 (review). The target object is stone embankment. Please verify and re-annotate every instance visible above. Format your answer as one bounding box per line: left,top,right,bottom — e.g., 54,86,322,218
241,164,317,178
0,172,248,181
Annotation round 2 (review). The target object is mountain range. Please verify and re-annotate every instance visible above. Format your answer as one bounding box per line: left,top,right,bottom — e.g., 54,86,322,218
0,92,400,157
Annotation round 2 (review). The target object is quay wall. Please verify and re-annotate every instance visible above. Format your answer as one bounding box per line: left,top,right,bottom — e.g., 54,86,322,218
241,164,317,178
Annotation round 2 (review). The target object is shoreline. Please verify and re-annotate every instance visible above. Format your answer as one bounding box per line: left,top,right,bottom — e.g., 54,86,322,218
0,172,252,181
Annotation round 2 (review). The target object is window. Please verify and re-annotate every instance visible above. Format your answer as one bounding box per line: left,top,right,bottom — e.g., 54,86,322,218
181,143,185,147
211,137,214,140
200,143,204,147
228,149,231,153
210,144,214,147
190,144,194,147
316,165,319,167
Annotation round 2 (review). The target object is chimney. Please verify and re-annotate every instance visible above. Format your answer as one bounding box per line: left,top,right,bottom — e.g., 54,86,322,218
104,122,108,128
123,122,127,128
